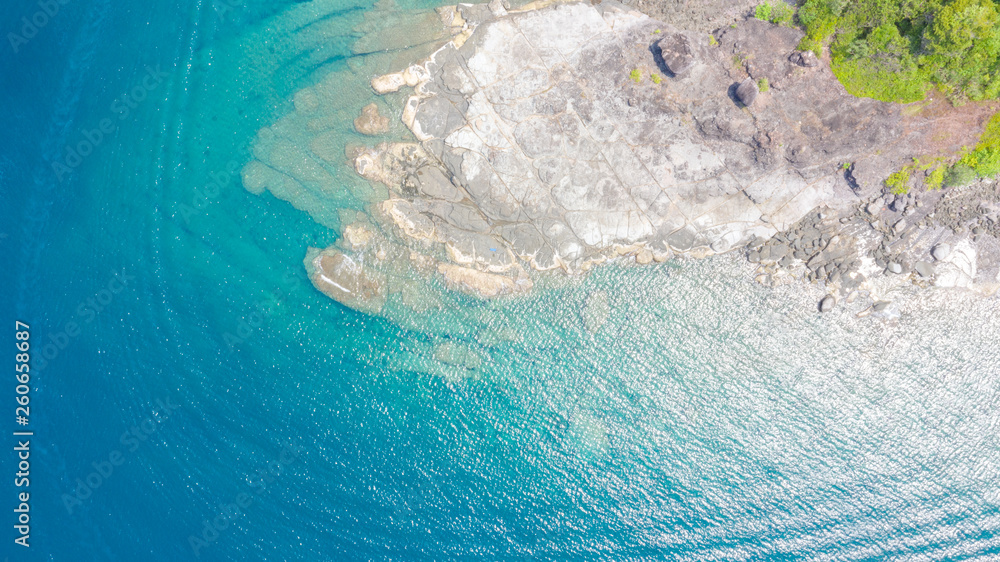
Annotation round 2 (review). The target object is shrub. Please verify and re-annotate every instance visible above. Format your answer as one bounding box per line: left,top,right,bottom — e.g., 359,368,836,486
651,73,662,84
886,168,911,194
926,166,945,190
829,58,929,103
944,163,976,187
630,69,642,83
951,113,1000,179
709,34,719,46
755,1,795,25
757,77,769,92
754,2,772,21
770,2,795,25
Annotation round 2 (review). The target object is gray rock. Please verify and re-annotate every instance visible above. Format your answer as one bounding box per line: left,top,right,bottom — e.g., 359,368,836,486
487,0,507,16
332,2,981,300
667,227,697,251
872,301,890,312
914,261,935,278
789,50,818,67
807,252,826,268
931,243,951,261
657,33,696,76
414,166,464,202
888,262,903,274
819,295,836,312
736,78,759,106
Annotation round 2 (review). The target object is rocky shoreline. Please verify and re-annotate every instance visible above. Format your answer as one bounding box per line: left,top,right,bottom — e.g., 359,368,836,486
303,0,1000,314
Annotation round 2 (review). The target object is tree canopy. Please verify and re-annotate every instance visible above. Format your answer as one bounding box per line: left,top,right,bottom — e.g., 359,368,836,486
798,0,1000,102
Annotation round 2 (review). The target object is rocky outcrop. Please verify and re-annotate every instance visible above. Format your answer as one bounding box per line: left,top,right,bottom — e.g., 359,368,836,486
291,0,1000,308
345,2,924,297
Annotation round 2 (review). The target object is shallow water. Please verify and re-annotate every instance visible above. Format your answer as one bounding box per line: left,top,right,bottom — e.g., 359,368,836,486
4,0,1000,560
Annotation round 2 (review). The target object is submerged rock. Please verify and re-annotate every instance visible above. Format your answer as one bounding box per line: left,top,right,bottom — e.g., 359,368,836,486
582,290,611,334
436,263,531,298
354,103,390,135
433,341,482,370
306,248,387,313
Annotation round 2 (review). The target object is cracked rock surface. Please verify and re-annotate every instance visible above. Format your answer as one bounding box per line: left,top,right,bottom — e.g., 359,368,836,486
355,2,926,285
293,0,1000,307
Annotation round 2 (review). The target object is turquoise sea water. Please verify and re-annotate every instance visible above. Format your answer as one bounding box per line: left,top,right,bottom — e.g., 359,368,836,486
4,0,1000,560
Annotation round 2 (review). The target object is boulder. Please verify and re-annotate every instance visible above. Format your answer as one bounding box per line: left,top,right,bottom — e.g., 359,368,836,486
789,50,818,67
736,78,759,106
931,243,951,261
914,261,935,278
657,34,696,76
354,103,390,135
819,294,836,312
887,262,903,274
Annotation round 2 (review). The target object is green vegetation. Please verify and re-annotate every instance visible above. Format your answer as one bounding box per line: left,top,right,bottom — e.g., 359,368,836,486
755,1,795,25
886,167,912,194
630,69,642,83
841,161,852,169
926,165,946,189
653,29,661,34
651,73,662,84
945,162,977,186
757,77,769,92
943,112,1000,184
798,0,1000,103
709,34,719,46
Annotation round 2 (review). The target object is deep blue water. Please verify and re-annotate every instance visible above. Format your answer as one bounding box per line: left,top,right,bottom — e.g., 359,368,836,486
5,1,1000,561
